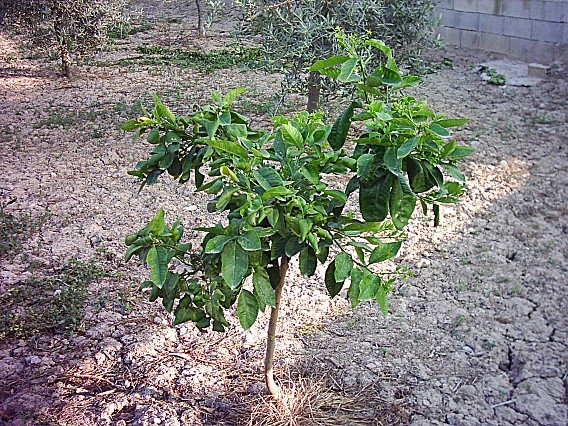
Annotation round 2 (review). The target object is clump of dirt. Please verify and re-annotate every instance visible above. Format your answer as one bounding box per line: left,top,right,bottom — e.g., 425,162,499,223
1,1,567,425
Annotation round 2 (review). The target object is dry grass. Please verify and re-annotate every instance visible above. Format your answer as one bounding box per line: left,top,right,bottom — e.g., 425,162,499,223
224,368,410,426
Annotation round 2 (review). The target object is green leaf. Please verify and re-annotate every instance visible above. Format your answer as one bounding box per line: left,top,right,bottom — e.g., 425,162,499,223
369,241,402,263
254,167,283,190
153,95,176,122
121,119,143,131
147,208,166,235
147,246,169,288
299,246,317,276
237,289,259,330
446,146,476,158
348,267,363,308
300,164,320,185
174,307,206,325
253,266,276,307
359,273,379,301
203,119,219,138
360,172,393,222
224,87,248,104
207,139,248,159
429,123,450,138
309,55,350,72
238,229,262,251
435,118,469,128
261,186,293,201
376,285,389,316
323,190,347,204
205,235,232,253
284,235,304,257
440,140,457,158
397,137,419,159
390,177,417,230
328,102,355,151
372,66,402,85
334,252,353,282
442,164,466,182
281,124,304,148
325,261,343,297
365,39,393,58
221,241,249,289
337,58,360,83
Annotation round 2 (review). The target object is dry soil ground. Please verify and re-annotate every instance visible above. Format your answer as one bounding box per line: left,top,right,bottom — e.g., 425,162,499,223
0,1,567,425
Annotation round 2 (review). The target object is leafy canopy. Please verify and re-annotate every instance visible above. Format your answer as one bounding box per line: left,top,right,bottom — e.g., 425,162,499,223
122,33,473,332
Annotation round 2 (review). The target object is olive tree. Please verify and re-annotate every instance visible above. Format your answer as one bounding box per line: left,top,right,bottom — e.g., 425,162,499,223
0,0,126,77
235,0,439,111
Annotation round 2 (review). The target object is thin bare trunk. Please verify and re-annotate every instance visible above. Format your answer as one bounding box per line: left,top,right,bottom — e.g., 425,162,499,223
196,0,206,37
307,71,321,112
264,255,289,397
52,1,71,77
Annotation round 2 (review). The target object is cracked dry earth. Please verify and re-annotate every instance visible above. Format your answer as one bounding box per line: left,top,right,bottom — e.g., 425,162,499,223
0,4,567,426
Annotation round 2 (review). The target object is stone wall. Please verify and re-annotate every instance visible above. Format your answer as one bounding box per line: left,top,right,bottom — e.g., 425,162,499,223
436,0,567,64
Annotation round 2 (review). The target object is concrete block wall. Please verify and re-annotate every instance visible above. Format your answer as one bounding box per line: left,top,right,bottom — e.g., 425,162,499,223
436,0,568,64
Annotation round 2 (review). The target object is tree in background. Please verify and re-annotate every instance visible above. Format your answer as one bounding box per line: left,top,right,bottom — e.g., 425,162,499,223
235,0,439,111
0,0,127,77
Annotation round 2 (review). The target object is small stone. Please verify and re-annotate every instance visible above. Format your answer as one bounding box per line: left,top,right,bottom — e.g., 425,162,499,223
417,259,431,269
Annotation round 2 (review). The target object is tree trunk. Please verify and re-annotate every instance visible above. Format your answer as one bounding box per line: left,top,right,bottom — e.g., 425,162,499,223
264,255,289,397
307,71,321,113
195,0,206,37
52,1,71,77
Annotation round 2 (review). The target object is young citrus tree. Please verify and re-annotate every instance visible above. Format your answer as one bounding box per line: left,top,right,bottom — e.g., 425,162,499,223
122,33,473,396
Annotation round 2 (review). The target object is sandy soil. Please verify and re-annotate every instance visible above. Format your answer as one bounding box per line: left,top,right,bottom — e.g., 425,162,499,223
0,1,567,425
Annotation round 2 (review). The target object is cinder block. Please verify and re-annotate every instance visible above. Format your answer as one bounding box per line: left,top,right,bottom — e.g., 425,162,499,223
439,26,461,47
437,9,456,27
455,11,480,31
453,0,476,13
503,17,532,39
501,0,532,19
436,0,455,9
478,32,511,55
528,63,551,77
477,0,502,15
531,1,564,22
460,30,481,49
510,38,556,63
532,20,564,43
479,15,505,35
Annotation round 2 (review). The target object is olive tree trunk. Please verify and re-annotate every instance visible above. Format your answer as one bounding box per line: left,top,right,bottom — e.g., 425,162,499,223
306,71,321,113
196,0,206,37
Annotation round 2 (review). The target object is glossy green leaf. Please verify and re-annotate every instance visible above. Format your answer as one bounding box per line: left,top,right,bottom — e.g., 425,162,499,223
360,172,393,222
299,246,317,276
337,58,360,83
325,261,343,297
372,66,402,85
238,229,262,251
153,95,176,122
281,124,304,148
147,208,166,235
376,285,389,316
328,102,355,151
174,307,206,325
253,266,276,307
390,177,417,230
334,252,353,282
348,267,363,308
221,241,249,289
261,186,293,201
359,273,379,301
207,139,248,159
205,235,232,253
237,289,259,330
147,246,169,288
397,137,419,159
446,146,476,158
442,164,466,182
369,241,402,263
435,118,469,128
309,55,350,72
254,167,283,190
429,123,450,138
224,87,248,104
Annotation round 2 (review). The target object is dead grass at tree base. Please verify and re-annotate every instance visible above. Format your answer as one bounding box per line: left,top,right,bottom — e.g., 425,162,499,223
220,368,411,426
